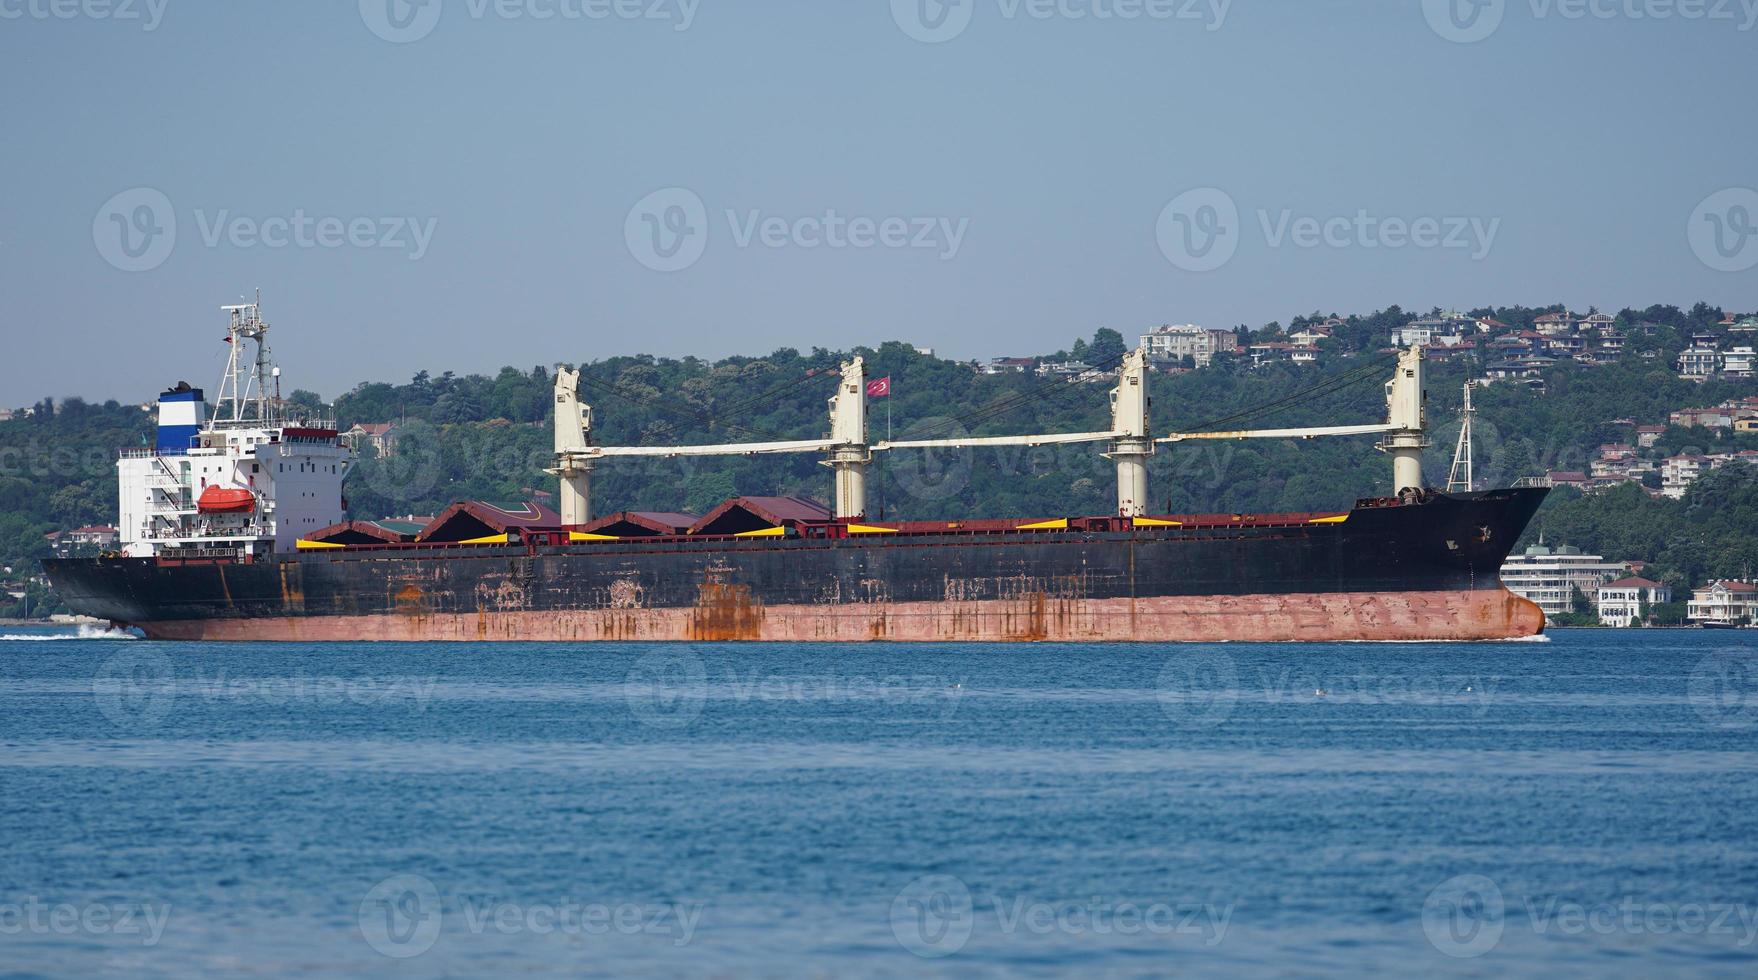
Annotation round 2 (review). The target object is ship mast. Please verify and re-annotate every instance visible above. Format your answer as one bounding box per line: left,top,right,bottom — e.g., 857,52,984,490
1446,380,1476,493
214,291,276,427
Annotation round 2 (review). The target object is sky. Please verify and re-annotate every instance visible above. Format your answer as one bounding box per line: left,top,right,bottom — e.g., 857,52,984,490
1,0,1755,404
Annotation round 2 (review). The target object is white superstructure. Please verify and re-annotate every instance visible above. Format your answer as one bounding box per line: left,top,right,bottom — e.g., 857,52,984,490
116,298,353,559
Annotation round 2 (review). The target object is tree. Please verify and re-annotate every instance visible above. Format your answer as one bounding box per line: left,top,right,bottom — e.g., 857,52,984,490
684,471,739,515
1087,328,1127,367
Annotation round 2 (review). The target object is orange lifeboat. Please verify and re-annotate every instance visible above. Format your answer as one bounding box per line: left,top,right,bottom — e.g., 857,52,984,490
197,485,256,514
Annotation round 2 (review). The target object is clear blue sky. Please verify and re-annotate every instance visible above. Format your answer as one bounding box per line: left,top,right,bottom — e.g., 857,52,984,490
2,0,1754,403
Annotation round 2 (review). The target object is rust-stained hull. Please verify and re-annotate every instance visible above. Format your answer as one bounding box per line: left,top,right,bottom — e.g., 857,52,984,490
128,589,1544,642
44,488,1550,643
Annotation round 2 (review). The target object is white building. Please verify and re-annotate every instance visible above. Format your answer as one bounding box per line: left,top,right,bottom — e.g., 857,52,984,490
1390,322,1435,348
1677,346,1720,380
1660,454,1706,499
1140,324,1238,368
1687,581,1758,625
1499,543,1629,620
1035,360,1107,383
1723,346,1756,378
980,357,1036,375
1534,312,1579,337
1596,576,1671,627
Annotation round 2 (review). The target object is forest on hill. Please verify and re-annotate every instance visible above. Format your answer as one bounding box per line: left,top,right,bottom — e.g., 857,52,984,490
5,301,1758,614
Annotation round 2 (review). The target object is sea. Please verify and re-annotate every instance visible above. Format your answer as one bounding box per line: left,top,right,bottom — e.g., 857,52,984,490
1,626,1756,977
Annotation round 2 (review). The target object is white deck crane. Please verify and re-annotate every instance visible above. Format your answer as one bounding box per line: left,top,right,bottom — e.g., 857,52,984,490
550,358,870,522
549,345,1435,525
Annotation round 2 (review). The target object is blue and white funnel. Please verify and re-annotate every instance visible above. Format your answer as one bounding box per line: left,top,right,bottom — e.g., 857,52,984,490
155,383,206,452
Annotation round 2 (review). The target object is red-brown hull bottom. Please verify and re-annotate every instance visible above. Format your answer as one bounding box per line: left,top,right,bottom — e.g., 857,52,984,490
134,589,1546,642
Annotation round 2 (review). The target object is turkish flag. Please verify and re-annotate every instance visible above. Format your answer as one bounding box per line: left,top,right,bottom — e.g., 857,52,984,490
865,377,891,398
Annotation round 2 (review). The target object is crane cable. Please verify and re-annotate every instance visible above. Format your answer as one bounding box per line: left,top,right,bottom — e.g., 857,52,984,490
1179,353,1397,435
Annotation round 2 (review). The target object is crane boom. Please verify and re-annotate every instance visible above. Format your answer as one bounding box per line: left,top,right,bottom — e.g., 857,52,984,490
1159,422,1397,443
587,438,842,458
875,430,1118,451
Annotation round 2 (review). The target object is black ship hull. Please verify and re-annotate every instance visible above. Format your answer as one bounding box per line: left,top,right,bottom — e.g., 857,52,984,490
44,488,1548,642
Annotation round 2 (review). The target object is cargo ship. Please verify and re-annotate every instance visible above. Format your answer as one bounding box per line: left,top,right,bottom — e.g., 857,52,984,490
44,299,1548,642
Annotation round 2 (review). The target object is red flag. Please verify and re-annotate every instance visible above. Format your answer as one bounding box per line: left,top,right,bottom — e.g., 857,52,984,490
866,377,891,398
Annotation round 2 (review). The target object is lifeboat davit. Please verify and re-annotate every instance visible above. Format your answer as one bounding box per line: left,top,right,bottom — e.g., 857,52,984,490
197,485,255,514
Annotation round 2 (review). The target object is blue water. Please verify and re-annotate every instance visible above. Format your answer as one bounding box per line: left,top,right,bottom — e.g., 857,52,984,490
3,628,1758,977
